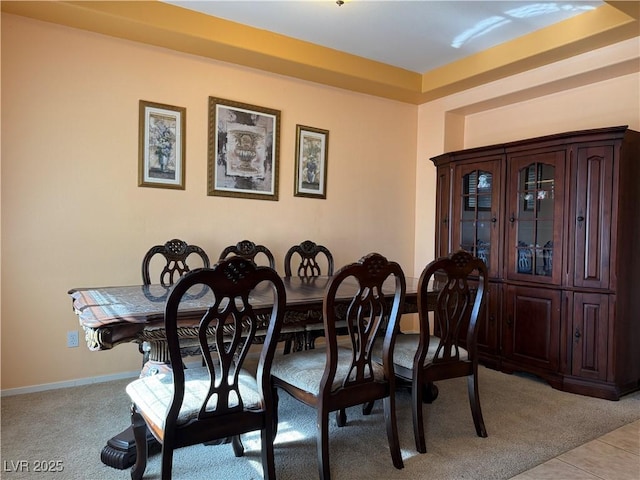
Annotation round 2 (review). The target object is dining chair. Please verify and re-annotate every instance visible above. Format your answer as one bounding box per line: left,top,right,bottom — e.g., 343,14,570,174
219,239,276,268
221,239,301,353
283,240,336,350
271,252,406,480
392,250,488,453
141,238,210,286
139,239,211,364
284,240,334,278
125,256,286,480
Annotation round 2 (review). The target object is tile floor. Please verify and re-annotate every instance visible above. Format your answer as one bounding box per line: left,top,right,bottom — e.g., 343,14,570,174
510,419,640,480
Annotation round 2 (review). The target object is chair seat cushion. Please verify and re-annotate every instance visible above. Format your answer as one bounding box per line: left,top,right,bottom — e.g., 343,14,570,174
304,320,348,332
126,366,262,431
391,334,469,370
271,347,386,395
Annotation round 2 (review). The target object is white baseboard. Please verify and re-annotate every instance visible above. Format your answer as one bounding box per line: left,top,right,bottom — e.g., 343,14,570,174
0,370,141,397
1,350,264,397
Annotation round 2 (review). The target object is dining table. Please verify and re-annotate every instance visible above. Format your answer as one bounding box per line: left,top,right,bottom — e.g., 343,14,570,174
68,274,429,470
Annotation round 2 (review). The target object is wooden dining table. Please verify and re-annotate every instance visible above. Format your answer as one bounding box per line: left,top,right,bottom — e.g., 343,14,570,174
68,274,427,470
69,275,422,355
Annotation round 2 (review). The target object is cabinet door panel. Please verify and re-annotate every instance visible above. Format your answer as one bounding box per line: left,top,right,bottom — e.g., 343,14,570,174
571,293,609,381
504,286,560,372
572,144,614,289
506,149,565,285
451,158,503,278
435,165,451,258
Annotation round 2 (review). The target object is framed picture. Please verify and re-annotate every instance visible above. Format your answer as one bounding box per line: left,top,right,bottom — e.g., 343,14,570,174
294,125,328,199
208,97,280,200
138,100,186,189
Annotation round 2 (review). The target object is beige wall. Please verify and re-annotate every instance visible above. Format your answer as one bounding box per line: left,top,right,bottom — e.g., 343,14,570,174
2,13,638,393
1,14,418,391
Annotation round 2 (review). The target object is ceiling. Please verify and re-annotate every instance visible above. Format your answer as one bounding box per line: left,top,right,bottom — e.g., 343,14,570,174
163,0,602,74
3,1,638,103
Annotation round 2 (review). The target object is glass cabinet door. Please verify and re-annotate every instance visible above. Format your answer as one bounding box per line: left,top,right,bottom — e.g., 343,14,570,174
452,158,502,278
507,150,565,284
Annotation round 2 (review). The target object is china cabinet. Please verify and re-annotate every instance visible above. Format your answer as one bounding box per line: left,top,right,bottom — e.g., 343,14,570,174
430,126,640,400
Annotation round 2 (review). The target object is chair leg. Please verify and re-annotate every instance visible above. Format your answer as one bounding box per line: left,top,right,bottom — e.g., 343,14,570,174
306,331,318,350
232,435,245,457
383,396,404,469
273,388,280,440
335,408,347,427
362,400,375,415
130,405,149,480
260,425,276,480
283,337,292,355
160,440,175,480
467,373,487,438
317,407,331,480
412,378,427,453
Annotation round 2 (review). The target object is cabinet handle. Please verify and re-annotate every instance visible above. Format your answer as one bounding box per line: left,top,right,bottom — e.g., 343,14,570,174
509,215,515,223
491,217,497,223
574,328,581,339
506,316,513,327
577,216,585,222
443,216,449,225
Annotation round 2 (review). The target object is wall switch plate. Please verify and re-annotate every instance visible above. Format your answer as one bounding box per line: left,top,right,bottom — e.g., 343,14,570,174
67,330,79,348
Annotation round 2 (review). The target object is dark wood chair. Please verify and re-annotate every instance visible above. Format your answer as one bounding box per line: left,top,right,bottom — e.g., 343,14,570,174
271,253,406,480
393,250,488,453
219,239,275,268
221,240,302,353
284,240,335,349
141,238,210,286
284,240,334,277
125,257,286,480
139,239,211,363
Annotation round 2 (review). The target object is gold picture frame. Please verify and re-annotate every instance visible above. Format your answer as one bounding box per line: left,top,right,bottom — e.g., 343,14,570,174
294,125,328,199
138,100,186,189
208,97,280,200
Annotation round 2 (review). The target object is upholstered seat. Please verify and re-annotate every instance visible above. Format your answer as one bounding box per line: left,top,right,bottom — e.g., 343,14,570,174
392,335,469,370
272,347,387,394
126,367,262,434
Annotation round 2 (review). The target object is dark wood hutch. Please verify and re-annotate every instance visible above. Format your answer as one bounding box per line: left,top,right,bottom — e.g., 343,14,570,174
430,126,640,400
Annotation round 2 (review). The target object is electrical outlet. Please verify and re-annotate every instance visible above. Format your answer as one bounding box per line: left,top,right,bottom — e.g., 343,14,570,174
67,330,79,348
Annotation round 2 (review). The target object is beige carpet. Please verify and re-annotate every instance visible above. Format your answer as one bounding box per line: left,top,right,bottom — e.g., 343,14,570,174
1,366,639,480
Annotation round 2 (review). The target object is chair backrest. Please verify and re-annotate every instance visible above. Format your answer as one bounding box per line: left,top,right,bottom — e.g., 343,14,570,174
163,257,286,433
219,240,275,269
141,238,210,286
322,252,405,393
418,250,488,364
284,240,334,277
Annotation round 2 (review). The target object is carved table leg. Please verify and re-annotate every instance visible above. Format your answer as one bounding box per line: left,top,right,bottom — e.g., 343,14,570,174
395,377,439,403
100,425,160,470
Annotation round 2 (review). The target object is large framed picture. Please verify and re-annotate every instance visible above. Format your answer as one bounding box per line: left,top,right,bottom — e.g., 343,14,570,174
294,125,328,199
138,100,186,189
208,97,280,200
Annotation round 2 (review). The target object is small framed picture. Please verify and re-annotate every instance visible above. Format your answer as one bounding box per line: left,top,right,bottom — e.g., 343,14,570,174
138,100,186,189
208,97,280,201
294,125,328,199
